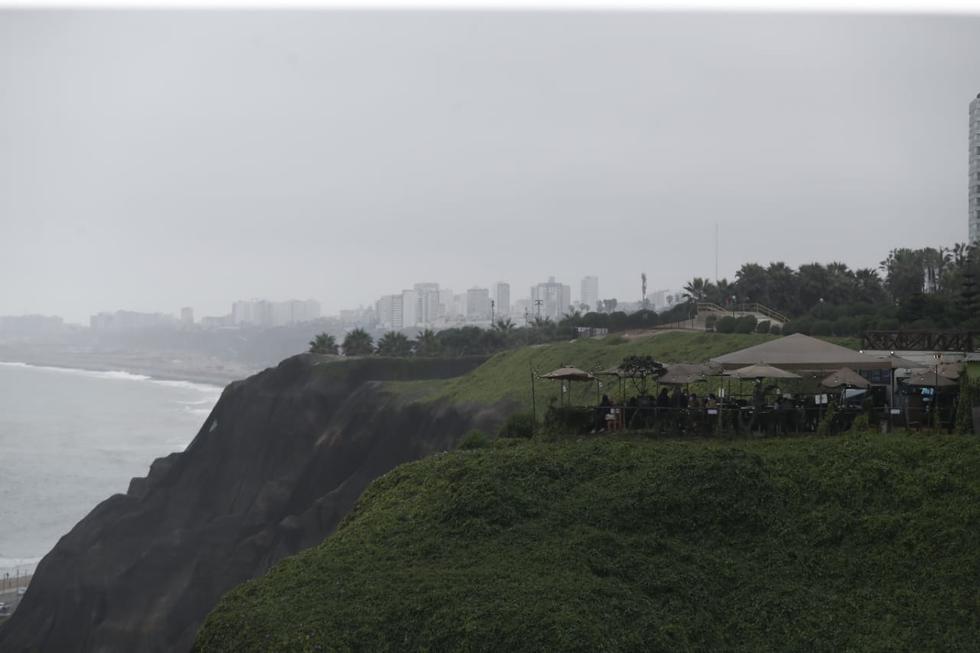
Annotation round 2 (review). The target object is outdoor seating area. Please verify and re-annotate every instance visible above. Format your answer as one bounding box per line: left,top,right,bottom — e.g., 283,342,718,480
534,334,973,436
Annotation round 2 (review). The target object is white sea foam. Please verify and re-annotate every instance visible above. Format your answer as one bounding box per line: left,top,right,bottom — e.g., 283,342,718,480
0,361,151,382
151,379,222,393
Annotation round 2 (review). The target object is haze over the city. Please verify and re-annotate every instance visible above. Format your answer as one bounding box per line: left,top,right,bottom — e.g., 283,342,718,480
3,10,980,323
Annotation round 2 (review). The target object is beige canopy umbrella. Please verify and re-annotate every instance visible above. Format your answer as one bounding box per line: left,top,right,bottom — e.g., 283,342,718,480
820,367,870,389
727,364,801,380
540,366,595,381
904,370,958,388
540,366,596,408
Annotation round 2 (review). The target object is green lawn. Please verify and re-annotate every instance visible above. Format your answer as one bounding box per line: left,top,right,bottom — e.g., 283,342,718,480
195,432,980,652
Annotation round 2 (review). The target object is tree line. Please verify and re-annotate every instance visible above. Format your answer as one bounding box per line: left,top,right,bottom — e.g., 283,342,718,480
309,242,980,357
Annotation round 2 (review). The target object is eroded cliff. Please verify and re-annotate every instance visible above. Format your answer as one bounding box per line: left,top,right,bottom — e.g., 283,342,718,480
0,354,512,652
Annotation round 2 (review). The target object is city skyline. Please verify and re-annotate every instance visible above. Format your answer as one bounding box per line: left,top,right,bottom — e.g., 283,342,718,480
4,12,980,323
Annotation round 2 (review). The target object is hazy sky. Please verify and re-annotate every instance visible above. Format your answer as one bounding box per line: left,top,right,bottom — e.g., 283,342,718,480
2,10,980,322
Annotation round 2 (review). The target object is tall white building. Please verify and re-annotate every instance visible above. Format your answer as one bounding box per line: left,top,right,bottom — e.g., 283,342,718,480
531,277,571,322
580,276,599,312
492,282,510,319
401,289,419,328
414,283,441,325
439,289,454,320
466,288,491,321
375,294,404,329
971,92,980,244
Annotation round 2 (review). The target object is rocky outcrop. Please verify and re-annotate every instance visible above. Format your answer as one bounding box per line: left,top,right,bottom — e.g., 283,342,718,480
0,354,513,653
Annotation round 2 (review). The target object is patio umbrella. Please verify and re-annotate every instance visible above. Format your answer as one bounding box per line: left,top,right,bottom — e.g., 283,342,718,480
820,367,870,389
904,370,958,388
727,364,801,380
540,366,596,407
540,367,595,381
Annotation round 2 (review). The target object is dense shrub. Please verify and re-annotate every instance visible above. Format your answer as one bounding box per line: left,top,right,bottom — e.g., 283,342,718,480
715,316,737,333
498,412,535,439
458,430,491,450
734,315,757,334
755,320,770,334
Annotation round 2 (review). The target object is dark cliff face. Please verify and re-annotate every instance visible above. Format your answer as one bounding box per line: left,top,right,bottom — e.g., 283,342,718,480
0,354,511,653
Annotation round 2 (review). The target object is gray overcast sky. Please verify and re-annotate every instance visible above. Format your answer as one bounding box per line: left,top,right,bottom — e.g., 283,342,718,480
2,10,980,323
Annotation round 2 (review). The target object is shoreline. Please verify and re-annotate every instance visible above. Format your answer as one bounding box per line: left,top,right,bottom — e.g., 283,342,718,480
0,350,260,387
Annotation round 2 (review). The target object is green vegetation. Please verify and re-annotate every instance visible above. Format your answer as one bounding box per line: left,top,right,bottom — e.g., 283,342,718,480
196,434,980,652
307,333,338,355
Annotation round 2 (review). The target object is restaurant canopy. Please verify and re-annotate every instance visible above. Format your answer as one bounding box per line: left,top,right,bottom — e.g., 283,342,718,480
820,367,870,389
710,333,892,371
727,364,801,380
659,362,721,385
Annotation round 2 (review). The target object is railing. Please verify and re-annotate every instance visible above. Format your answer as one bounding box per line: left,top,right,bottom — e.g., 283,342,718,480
695,301,789,324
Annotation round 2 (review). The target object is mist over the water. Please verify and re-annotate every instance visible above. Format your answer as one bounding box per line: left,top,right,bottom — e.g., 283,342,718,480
0,362,220,574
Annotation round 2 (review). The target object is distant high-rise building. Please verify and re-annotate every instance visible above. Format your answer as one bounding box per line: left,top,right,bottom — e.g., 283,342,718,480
439,289,454,320
531,277,571,322
466,287,491,321
492,282,510,319
180,307,194,325
580,276,599,312
414,283,441,325
971,92,980,244
401,289,419,328
375,294,404,329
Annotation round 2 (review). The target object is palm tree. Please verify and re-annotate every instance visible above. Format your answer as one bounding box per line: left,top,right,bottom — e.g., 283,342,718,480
341,328,374,356
308,332,338,355
493,318,515,333
682,277,716,303
376,331,413,357
414,328,442,357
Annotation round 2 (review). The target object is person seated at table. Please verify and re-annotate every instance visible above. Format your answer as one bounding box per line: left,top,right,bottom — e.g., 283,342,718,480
705,394,718,409
689,393,702,409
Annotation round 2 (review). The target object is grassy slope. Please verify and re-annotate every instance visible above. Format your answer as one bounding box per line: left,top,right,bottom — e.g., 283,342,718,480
196,434,980,653
385,331,859,409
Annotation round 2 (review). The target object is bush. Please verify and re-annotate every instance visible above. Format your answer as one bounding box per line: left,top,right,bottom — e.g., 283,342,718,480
458,430,491,450
735,315,757,334
716,316,737,333
769,324,782,335
705,314,718,331
755,320,770,334
850,413,871,433
498,412,536,439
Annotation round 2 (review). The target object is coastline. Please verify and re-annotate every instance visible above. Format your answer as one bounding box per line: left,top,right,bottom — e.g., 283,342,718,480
0,347,260,387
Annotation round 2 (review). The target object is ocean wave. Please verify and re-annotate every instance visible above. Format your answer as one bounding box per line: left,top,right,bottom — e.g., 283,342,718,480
183,406,213,417
0,360,222,391
0,361,151,382
151,379,222,393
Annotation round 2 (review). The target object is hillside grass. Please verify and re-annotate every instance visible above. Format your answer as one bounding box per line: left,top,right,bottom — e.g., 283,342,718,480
383,331,860,409
195,433,980,653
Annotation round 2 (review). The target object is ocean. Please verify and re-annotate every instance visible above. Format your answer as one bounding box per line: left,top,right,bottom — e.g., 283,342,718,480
0,361,222,578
